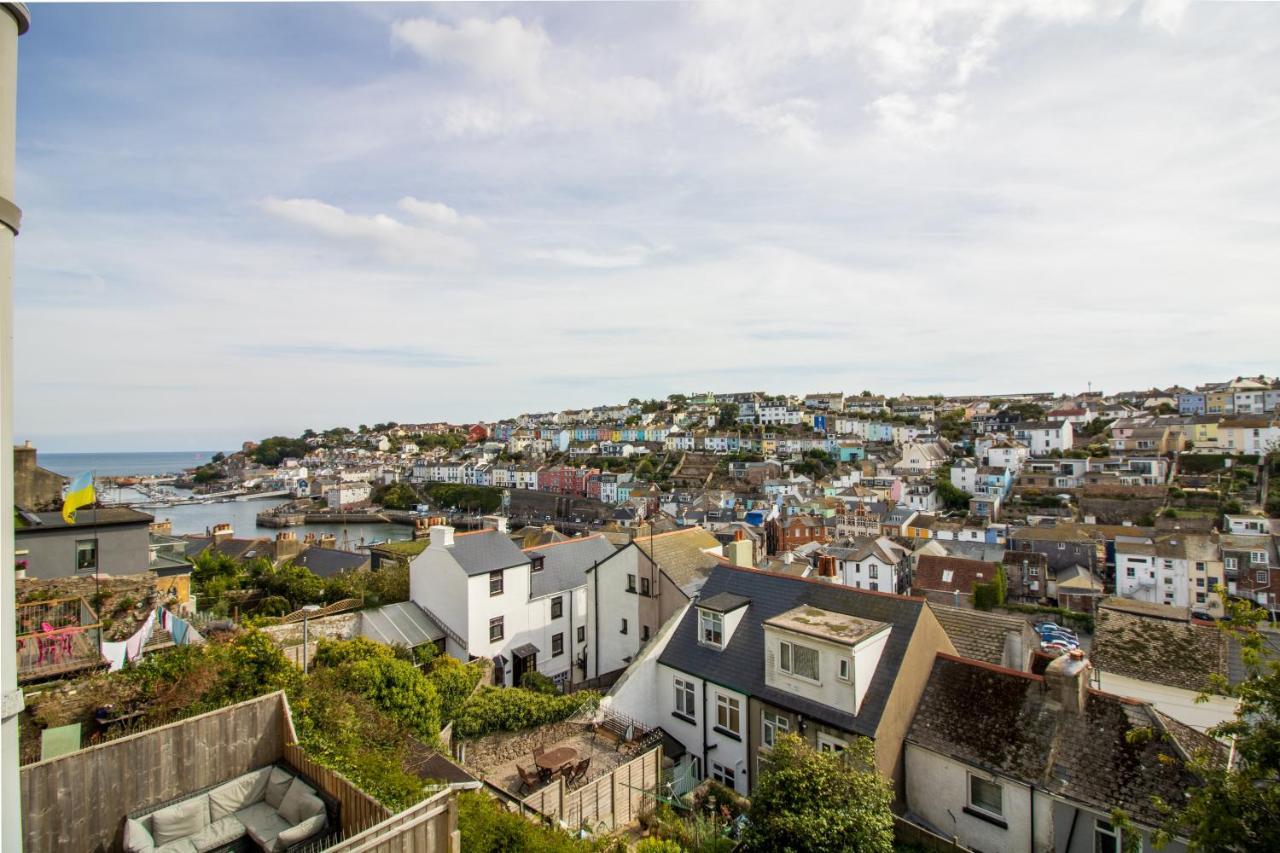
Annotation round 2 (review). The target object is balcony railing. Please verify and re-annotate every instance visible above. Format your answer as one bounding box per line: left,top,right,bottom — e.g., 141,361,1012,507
15,596,104,682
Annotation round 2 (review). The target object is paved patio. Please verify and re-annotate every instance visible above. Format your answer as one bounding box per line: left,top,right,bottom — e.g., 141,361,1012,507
473,726,637,798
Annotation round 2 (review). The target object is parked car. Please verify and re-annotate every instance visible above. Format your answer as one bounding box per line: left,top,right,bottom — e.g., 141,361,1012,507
1034,623,1078,641
1040,640,1075,654
1190,610,1216,622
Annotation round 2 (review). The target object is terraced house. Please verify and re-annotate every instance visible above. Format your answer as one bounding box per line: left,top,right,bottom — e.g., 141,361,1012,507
604,565,955,798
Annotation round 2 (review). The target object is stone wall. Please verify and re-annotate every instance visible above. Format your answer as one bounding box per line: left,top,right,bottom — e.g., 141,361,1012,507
262,612,358,648
460,720,586,770
14,444,65,511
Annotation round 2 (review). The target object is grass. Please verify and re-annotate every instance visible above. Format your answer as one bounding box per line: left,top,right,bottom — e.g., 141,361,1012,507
373,538,429,558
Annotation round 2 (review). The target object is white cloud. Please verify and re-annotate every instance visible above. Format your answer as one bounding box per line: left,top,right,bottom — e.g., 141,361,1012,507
391,16,548,84
396,196,484,229
393,13,667,137
260,197,477,266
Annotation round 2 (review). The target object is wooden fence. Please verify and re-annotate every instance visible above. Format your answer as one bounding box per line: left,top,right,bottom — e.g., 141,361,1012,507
319,789,458,853
20,692,287,853
279,692,392,835
894,816,969,852
520,745,662,833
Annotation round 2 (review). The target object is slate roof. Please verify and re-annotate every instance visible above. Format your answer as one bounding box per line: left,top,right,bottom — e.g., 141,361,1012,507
294,547,370,578
525,535,617,599
1090,599,1227,693
913,555,1000,596
20,507,154,532
636,527,724,597
448,529,531,576
907,654,1216,827
181,535,272,562
657,564,928,736
929,604,1025,667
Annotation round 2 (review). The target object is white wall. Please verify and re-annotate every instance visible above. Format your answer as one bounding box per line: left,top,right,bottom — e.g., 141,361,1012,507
587,546,642,678
410,547,470,649
905,744,1038,852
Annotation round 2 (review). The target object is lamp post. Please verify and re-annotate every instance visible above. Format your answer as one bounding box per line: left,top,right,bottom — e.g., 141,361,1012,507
300,604,321,673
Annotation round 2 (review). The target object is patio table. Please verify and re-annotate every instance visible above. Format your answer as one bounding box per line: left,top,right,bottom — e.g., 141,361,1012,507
534,746,579,771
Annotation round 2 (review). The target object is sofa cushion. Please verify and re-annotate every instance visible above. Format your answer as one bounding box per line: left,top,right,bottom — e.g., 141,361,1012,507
155,841,198,853
151,795,211,846
123,817,155,853
263,767,294,809
276,778,318,826
209,768,271,821
273,814,326,852
235,802,292,851
189,816,245,853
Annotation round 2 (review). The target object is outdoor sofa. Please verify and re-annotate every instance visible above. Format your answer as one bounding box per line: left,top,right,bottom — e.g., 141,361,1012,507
123,762,337,853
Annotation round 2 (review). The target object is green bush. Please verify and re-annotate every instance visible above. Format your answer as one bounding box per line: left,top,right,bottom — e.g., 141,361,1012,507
1002,603,1094,633
635,840,684,853
520,671,559,695
454,687,598,739
289,670,428,811
339,656,441,740
973,564,1007,611
314,636,395,669
457,790,616,852
427,656,484,724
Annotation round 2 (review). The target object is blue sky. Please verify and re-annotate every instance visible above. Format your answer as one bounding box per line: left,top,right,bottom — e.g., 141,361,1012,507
13,1,1280,450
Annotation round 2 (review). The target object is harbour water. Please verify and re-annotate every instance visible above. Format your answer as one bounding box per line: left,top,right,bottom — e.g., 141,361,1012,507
44,451,414,546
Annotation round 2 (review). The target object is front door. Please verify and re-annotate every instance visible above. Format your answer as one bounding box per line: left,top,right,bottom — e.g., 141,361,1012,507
513,652,536,687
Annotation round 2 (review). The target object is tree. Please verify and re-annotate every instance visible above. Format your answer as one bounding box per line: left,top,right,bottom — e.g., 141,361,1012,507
376,482,421,510
936,469,972,512
1153,593,1280,851
742,734,893,853
252,435,310,466
716,403,740,428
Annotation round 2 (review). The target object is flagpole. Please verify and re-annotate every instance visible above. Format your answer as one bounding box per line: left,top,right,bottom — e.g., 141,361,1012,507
92,470,101,656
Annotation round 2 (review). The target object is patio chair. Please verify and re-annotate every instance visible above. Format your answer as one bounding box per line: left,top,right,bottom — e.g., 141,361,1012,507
569,758,591,787
555,762,574,781
537,764,554,785
516,765,541,795
533,745,546,760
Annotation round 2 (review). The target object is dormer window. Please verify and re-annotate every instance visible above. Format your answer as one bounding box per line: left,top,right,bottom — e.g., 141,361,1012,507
530,556,545,573
699,609,724,647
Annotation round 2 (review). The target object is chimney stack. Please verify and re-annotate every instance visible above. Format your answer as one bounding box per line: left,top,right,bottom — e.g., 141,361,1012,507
211,523,234,544
727,539,753,569
1044,649,1091,715
430,525,456,549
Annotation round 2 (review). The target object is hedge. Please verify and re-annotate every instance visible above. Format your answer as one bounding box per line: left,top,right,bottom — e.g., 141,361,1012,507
454,686,599,739
1002,603,1095,633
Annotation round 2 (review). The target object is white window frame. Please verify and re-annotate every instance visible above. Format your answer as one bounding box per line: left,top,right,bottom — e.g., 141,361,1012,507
761,710,789,748
779,640,820,682
674,677,696,720
967,773,1003,818
699,609,724,648
1252,551,1268,565
715,694,741,736
489,570,504,597
1094,817,1121,853
817,733,847,753
838,658,851,682
1225,557,1238,570
710,761,735,788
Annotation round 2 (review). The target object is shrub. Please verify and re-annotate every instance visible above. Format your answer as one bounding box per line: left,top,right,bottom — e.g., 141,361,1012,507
520,671,559,695
339,655,441,740
636,840,684,853
693,780,747,821
314,636,395,669
457,789,612,852
256,595,291,616
427,656,484,724
454,687,598,739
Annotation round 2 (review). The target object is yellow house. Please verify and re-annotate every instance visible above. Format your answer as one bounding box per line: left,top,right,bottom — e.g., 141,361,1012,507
1190,419,1219,447
610,430,622,442
761,435,777,456
1205,390,1233,415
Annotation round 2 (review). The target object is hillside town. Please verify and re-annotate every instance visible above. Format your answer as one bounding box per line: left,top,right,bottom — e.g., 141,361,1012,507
8,378,1280,852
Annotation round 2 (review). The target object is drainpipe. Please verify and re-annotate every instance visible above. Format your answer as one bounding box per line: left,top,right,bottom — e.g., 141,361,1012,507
701,679,710,780
591,559,600,679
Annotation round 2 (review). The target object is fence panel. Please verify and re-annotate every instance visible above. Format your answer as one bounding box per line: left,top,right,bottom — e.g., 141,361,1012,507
283,743,391,833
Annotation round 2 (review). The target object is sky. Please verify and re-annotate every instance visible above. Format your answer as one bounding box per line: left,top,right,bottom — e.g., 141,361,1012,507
12,1,1280,451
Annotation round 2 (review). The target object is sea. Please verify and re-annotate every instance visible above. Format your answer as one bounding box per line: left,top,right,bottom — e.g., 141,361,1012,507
40,451,226,478
39,450,414,547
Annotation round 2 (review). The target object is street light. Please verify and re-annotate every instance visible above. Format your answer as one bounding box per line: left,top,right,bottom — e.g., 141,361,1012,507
301,604,321,673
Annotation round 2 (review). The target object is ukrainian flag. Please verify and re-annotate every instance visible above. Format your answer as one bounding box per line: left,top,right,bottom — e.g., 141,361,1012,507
62,472,96,524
